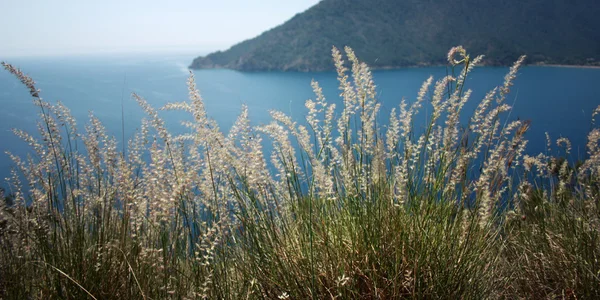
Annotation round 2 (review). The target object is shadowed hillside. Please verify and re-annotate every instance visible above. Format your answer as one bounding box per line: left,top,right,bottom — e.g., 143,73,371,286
190,0,600,71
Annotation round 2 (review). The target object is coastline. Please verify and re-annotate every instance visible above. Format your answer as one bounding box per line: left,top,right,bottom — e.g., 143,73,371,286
531,64,600,69
189,61,600,72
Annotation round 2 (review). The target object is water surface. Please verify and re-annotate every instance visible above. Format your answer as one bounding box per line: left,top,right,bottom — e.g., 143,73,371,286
1,54,599,190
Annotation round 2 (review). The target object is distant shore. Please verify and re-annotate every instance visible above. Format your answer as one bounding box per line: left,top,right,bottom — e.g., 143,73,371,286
532,63,600,69
376,63,600,71
189,62,600,73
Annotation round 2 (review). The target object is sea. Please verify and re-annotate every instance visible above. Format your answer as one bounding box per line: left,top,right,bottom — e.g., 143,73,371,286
1,52,600,191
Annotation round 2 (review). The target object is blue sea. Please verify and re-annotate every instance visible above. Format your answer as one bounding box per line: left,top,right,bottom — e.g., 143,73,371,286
1,53,600,190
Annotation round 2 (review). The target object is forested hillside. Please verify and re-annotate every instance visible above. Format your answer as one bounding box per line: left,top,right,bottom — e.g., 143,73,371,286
190,0,600,71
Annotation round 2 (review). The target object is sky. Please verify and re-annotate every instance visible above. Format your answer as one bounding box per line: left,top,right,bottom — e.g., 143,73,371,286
0,0,321,57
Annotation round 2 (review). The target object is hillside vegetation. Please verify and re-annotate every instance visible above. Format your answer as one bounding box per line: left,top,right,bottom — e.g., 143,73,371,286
2,47,600,299
190,0,600,71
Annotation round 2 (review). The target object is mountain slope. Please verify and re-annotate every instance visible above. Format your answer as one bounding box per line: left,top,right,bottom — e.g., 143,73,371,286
190,0,600,71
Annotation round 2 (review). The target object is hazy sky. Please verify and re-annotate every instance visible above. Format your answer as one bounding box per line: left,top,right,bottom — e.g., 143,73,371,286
0,0,321,57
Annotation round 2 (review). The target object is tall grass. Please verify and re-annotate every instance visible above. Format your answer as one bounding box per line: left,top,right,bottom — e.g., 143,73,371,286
0,46,599,299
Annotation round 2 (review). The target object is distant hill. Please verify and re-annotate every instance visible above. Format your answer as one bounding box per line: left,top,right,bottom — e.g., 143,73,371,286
190,0,600,72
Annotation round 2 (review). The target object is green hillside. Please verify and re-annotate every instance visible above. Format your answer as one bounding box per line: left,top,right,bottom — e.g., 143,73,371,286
190,0,600,71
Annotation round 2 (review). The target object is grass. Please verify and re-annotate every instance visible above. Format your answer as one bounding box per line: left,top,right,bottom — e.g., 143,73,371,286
0,46,599,299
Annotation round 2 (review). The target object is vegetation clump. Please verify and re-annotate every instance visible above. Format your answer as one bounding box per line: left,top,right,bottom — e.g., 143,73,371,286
1,47,600,299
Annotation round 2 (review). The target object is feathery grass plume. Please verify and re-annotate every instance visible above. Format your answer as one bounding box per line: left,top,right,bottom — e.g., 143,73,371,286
1,62,40,98
447,46,467,66
593,104,600,119
578,129,600,185
386,107,401,158
498,55,526,104
556,137,572,155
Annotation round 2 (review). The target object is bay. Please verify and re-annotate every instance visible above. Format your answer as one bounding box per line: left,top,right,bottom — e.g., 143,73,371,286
1,53,599,190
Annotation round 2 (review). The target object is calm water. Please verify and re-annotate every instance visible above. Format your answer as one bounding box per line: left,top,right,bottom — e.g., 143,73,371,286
1,53,599,190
